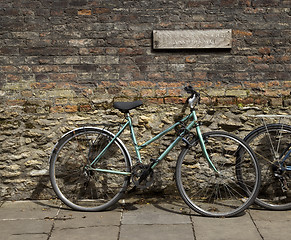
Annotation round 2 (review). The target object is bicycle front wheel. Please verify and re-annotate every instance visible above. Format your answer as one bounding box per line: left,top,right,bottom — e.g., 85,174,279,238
49,127,131,211
244,124,291,210
176,131,260,217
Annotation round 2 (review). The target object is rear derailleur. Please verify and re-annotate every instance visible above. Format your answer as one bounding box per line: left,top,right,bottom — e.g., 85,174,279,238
273,164,289,192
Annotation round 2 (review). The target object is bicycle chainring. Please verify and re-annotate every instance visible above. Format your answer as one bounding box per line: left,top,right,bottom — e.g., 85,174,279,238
131,163,154,189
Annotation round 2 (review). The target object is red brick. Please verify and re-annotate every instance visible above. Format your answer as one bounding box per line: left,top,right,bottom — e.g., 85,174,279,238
94,8,111,14
258,47,271,55
129,81,156,88
124,40,136,47
233,30,253,36
64,105,78,113
79,105,92,112
164,97,186,104
118,48,144,55
141,89,154,97
217,97,237,105
32,65,59,72
144,98,164,104
248,56,262,63
192,81,213,88
267,81,280,87
156,89,167,97
148,73,163,80
50,106,64,113
1,66,18,72
243,81,265,89
49,73,77,81
283,81,291,88
31,82,56,89
100,81,114,87
278,55,290,63
237,97,255,105
0,47,19,55
7,74,22,81
253,97,268,105
248,55,276,63
164,72,176,80
78,9,92,16
121,89,138,97
79,47,104,55
168,89,182,96
82,88,93,97
108,86,122,94
193,72,207,80
254,64,270,70
158,82,184,88
185,56,197,63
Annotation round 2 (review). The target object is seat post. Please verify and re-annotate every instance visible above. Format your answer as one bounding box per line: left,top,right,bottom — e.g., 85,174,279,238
126,112,142,162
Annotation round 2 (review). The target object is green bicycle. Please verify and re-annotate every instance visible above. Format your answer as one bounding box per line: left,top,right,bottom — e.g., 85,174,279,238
49,86,261,217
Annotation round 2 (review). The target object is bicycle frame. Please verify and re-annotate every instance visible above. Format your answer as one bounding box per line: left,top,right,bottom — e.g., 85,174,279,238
88,108,218,175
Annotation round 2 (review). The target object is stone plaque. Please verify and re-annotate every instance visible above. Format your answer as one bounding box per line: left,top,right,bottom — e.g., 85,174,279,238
153,29,232,49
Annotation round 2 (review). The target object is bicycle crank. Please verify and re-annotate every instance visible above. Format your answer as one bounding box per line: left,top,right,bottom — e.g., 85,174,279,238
131,163,154,189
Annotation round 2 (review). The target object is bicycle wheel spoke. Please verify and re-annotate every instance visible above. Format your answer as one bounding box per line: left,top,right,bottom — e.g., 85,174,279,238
244,123,291,210
176,131,260,217
50,127,130,211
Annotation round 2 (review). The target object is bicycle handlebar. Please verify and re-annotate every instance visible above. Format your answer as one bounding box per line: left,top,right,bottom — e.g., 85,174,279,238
184,86,200,109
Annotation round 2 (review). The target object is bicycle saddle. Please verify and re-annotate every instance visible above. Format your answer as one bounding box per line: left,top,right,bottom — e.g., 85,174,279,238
113,100,143,113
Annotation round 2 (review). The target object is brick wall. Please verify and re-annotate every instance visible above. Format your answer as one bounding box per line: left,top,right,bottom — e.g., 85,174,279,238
0,0,290,200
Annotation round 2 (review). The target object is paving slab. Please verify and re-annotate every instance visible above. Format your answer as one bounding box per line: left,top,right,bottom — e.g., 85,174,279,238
54,208,122,229
0,219,53,240
50,226,120,240
120,224,194,240
249,209,291,240
0,200,60,220
249,209,291,221
192,211,262,240
251,220,290,240
3,234,48,240
122,203,191,225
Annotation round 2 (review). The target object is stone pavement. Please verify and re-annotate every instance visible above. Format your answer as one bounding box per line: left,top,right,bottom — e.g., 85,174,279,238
0,199,290,240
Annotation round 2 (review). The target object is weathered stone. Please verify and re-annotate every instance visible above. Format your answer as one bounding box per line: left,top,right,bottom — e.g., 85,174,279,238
29,169,48,176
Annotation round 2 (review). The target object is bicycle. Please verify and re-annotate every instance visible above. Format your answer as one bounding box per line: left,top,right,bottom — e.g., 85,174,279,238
244,115,291,210
49,86,261,217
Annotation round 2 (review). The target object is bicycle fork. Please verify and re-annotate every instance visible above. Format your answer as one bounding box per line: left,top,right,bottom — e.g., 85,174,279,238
189,110,219,174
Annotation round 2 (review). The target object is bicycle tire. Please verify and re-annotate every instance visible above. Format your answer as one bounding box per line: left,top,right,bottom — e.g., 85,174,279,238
175,131,260,217
49,127,131,211
244,124,291,210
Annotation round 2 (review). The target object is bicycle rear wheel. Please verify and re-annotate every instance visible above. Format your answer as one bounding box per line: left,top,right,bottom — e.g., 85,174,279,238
49,127,131,211
244,124,291,210
176,131,260,217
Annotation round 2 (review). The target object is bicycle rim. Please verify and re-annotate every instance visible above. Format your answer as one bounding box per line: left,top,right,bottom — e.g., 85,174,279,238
244,124,291,210
49,127,131,211
176,131,260,217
